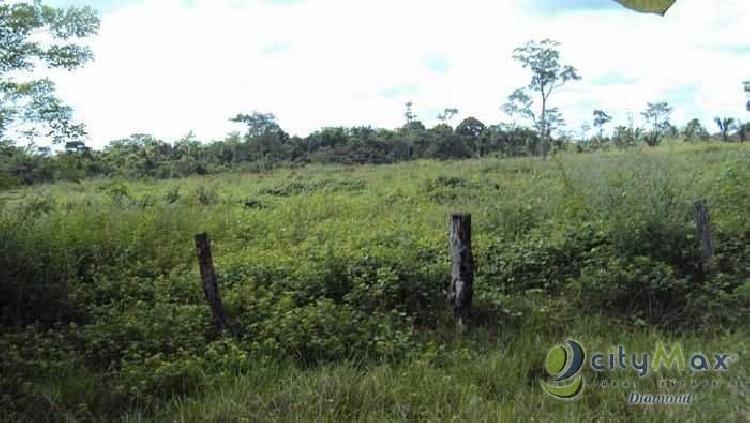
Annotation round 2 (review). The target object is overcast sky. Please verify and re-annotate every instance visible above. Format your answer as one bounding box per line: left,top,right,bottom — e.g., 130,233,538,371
44,0,750,146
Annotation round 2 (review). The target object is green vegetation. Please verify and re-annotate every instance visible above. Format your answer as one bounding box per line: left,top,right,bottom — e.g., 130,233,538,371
1,1,747,421
0,1,99,143
503,38,581,158
2,109,747,189
1,142,748,421
0,119,544,187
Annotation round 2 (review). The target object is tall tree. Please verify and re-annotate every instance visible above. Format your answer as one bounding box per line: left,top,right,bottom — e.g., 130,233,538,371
0,1,99,144
230,112,285,170
455,117,485,139
456,116,486,156
436,108,458,126
404,101,416,125
174,131,202,160
543,108,565,141
641,101,672,146
579,122,591,143
506,39,580,157
230,112,280,138
592,110,612,139
738,121,748,143
681,118,709,141
502,88,534,127
714,117,736,142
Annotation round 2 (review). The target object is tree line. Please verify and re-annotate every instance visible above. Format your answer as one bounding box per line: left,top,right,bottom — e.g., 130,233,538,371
0,116,540,186
1,107,748,188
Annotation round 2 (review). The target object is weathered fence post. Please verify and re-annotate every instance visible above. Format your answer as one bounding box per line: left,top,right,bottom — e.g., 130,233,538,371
451,214,474,331
195,233,232,333
693,200,714,273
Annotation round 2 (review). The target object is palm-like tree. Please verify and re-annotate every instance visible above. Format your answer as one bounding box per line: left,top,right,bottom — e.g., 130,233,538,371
714,117,736,142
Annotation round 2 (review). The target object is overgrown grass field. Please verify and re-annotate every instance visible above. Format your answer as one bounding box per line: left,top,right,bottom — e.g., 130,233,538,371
1,142,748,421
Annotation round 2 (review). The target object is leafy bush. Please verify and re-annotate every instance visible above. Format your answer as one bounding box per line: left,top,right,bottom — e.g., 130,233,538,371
251,299,416,364
479,222,610,293
573,256,688,326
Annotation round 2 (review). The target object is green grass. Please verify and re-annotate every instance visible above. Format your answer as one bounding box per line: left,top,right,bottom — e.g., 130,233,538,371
1,143,748,421
137,325,747,422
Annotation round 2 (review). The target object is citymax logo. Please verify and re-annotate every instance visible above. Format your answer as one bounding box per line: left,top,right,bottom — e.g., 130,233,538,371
542,340,736,400
590,341,734,377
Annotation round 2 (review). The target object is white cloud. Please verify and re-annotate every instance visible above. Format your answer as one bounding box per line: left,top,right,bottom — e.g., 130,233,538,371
45,0,750,146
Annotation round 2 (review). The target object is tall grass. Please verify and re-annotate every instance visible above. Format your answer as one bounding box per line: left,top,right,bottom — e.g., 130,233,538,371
1,143,748,421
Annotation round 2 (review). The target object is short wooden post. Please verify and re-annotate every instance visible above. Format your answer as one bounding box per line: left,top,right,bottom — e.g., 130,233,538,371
693,200,714,273
195,233,232,333
451,214,474,331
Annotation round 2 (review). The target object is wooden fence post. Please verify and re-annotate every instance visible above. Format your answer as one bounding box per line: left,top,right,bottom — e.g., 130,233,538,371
693,200,714,273
195,233,232,333
451,214,474,331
